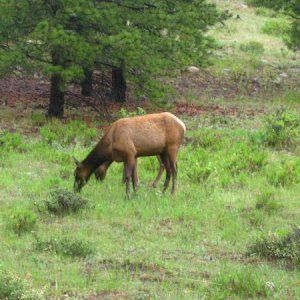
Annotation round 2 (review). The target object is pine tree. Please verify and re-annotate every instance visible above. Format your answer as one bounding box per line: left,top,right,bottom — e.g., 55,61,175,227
0,0,220,117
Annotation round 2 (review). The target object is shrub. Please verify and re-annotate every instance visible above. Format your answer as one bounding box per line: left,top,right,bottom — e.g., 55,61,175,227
225,143,266,175
34,236,95,258
252,109,300,149
255,7,277,17
0,269,44,299
43,188,88,215
30,112,46,126
261,19,290,37
255,190,281,214
114,107,146,119
240,41,264,55
265,159,300,187
40,120,97,147
189,129,225,150
210,267,270,298
0,132,26,152
6,207,37,236
248,227,300,266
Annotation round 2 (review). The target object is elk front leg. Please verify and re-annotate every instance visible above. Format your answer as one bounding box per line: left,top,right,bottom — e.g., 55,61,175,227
124,157,136,198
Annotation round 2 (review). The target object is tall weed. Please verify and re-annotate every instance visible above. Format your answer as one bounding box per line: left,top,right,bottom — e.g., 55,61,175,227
40,120,97,147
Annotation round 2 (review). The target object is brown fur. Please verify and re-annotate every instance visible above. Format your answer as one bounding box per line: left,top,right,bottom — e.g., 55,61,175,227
73,112,186,197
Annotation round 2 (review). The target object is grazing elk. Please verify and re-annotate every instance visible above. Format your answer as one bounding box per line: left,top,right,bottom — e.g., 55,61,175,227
73,112,186,197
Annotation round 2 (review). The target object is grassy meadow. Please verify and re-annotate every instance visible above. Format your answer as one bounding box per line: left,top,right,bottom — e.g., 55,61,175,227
1,0,300,299
1,100,300,299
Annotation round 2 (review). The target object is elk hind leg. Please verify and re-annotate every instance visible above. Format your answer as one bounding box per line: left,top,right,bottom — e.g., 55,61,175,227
167,147,178,194
159,153,171,193
152,155,165,188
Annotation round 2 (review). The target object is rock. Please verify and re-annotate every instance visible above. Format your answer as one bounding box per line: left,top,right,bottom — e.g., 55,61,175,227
279,72,288,78
252,77,261,84
274,77,282,85
236,3,248,10
186,66,200,73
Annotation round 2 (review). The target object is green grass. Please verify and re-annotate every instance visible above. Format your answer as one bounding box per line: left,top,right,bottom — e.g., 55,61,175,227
1,97,300,298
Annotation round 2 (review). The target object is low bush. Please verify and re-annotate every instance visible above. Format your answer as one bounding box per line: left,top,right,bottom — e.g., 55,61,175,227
34,236,95,258
0,132,27,153
40,120,97,147
225,143,267,175
240,41,264,55
43,188,88,215
114,107,146,119
210,267,270,298
261,19,290,37
265,159,300,187
255,189,281,214
255,7,277,17
251,109,300,149
6,207,37,236
248,227,300,266
0,268,44,299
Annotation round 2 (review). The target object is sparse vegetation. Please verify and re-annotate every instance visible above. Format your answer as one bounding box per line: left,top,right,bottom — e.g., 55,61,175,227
0,269,44,299
240,41,265,55
248,227,300,267
5,206,37,236
261,19,291,37
34,236,95,258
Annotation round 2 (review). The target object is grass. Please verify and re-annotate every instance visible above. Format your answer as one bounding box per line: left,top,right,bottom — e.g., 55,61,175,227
1,95,300,298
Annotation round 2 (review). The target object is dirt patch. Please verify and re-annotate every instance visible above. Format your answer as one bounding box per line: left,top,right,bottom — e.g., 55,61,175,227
176,101,265,117
86,291,128,300
0,71,269,119
89,258,210,289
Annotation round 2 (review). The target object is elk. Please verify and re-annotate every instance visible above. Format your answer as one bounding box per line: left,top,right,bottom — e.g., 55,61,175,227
73,112,186,197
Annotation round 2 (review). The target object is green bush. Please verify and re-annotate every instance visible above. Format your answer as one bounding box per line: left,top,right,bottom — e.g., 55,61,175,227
255,7,277,17
265,159,300,187
43,188,88,215
0,132,26,152
261,19,290,37
114,107,146,119
255,190,281,214
252,109,300,149
248,227,300,266
34,236,95,258
6,207,37,236
0,269,44,299
240,41,264,55
40,120,97,147
189,129,225,150
225,143,267,175
30,112,46,126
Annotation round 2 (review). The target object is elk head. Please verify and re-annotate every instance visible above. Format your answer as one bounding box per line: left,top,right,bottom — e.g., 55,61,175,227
73,157,87,192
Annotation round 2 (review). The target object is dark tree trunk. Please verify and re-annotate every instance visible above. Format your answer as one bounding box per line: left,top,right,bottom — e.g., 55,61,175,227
111,67,126,102
81,69,93,96
47,51,65,118
47,74,65,118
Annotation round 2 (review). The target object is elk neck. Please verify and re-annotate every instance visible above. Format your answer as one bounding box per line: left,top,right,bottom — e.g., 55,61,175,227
81,134,112,177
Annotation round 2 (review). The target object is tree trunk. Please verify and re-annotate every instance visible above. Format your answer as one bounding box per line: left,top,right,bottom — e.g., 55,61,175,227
47,51,65,118
47,74,65,118
81,69,93,96
111,67,126,102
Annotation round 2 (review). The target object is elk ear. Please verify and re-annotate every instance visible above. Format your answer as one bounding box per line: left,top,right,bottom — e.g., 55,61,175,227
73,156,82,167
